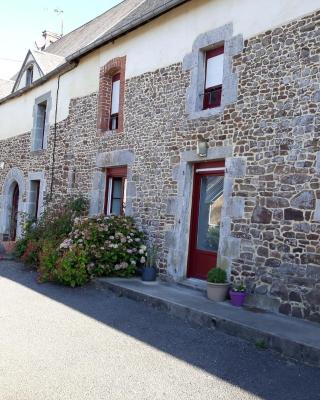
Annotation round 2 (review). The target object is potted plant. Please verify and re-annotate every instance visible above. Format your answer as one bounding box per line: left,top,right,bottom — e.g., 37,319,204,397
142,245,157,282
207,267,229,302
230,281,246,307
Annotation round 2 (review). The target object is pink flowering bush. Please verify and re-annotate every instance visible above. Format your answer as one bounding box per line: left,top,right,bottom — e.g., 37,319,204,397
15,195,146,286
60,215,146,279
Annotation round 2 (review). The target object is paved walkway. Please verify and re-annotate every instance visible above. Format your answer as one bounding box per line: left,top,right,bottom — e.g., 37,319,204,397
0,261,320,400
97,277,320,366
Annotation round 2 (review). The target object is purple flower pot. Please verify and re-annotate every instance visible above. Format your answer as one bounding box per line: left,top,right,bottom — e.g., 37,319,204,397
230,290,246,307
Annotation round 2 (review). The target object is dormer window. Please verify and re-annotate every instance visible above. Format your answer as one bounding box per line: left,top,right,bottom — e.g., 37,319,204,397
26,66,34,87
203,46,224,110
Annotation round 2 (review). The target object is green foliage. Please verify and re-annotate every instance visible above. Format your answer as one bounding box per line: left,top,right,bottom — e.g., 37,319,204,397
38,240,60,282
54,249,89,288
14,196,90,286
255,339,268,350
207,267,227,284
206,226,220,250
231,281,246,292
145,244,158,268
14,198,146,287
14,237,29,258
65,215,146,278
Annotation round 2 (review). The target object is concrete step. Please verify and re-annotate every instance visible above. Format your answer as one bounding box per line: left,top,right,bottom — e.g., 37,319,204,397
95,277,320,368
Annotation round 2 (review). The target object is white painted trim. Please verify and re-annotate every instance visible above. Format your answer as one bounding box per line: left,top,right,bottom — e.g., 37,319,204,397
196,167,225,173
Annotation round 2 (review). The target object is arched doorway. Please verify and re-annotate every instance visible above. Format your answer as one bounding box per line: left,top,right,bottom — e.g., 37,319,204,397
0,168,25,241
9,183,19,241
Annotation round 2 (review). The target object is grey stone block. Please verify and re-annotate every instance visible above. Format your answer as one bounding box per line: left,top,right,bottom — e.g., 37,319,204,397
96,149,134,168
166,197,177,215
226,157,247,178
126,181,136,198
316,152,320,173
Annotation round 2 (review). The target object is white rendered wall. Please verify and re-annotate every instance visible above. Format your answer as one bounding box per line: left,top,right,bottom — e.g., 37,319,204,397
0,0,319,139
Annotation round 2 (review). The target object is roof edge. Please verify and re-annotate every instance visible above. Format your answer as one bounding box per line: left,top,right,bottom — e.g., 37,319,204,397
67,0,190,62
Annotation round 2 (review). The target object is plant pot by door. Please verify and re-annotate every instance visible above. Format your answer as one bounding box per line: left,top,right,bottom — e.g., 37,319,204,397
142,267,157,282
230,291,246,307
207,282,229,302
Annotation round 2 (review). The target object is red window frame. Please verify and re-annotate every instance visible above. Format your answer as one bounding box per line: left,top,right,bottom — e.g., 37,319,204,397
203,46,224,110
104,166,127,215
109,73,120,130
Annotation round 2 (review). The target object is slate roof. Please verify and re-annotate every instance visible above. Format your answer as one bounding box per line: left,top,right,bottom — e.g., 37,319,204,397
32,50,65,74
45,0,189,59
0,79,14,98
45,0,144,57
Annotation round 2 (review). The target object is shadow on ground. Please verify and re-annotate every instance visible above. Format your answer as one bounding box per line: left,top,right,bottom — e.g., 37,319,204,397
1,260,320,400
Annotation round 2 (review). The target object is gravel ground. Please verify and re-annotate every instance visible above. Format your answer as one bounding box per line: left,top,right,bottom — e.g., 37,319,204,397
0,260,319,400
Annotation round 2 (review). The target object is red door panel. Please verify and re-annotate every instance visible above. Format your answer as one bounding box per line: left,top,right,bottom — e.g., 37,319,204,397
187,161,225,280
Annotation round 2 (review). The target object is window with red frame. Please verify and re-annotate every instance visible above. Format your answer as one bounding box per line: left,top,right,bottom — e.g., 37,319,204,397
104,166,127,215
203,46,224,110
109,74,120,130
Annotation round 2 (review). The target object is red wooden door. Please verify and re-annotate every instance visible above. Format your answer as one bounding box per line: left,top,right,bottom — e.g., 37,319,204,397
10,183,19,241
187,161,225,280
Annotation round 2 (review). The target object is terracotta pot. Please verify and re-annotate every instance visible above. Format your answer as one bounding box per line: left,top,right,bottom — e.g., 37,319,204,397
207,282,229,302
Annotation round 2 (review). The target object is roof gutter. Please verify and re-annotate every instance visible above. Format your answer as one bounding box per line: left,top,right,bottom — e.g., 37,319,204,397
67,0,190,62
0,61,78,105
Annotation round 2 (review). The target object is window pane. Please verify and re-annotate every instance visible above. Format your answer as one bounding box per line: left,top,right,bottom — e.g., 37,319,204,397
112,178,122,198
111,79,120,114
110,178,123,215
205,53,224,89
196,175,224,251
111,198,121,215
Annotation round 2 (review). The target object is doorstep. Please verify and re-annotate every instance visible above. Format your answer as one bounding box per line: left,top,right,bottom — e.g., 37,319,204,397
95,277,320,367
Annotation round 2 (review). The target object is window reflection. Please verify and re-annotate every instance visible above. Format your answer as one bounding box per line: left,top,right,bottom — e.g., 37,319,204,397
197,175,224,252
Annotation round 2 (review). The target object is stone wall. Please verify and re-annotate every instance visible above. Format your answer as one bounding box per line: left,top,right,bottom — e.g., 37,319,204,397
230,11,320,321
0,10,319,321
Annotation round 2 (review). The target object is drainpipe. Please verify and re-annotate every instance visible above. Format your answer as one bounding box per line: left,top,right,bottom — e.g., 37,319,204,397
49,61,78,200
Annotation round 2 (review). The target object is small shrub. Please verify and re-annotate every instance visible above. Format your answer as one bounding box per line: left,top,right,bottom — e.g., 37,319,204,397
15,196,146,287
38,240,60,282
21,240,39,267
14,237,29,258
207,267,227,284
54,249,89,288
231,281,246,292
63,215,146,278
255,339,268,350
145,245,158,268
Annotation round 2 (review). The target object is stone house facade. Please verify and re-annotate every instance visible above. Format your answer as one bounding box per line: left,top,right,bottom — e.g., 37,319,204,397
0,0,319,322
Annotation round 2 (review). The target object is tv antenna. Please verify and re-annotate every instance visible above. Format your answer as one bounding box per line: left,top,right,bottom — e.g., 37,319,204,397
54,8,64,36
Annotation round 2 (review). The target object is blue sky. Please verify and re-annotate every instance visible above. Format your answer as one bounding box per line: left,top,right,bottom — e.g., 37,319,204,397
0,0,122,61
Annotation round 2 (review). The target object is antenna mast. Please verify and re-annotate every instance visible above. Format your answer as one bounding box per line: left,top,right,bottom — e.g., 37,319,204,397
54,8,64,36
